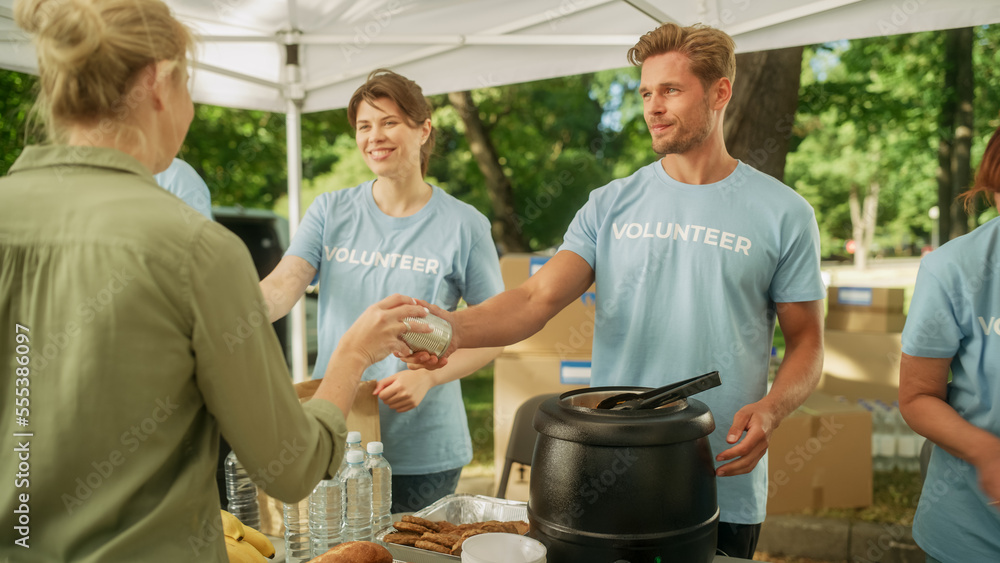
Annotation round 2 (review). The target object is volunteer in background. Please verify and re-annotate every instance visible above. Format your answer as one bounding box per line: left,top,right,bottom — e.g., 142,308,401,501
412,23,825,558
259,70,504,512
0,1,429,560
155,157,213,220
899,125,1000,562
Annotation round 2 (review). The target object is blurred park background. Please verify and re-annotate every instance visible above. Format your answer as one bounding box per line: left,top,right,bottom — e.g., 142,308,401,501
3,26,999,260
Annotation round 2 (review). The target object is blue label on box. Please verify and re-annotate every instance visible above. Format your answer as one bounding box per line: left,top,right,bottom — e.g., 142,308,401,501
528,256,548,276
837,287,874,306
560,360,592,385
528,256,596,307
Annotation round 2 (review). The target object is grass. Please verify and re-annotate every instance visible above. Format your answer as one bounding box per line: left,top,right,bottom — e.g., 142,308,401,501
812,469,920,524
460,365,495,467
460,364,922,526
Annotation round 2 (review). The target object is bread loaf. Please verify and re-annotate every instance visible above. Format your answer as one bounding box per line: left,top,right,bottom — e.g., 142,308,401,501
306,541,393,563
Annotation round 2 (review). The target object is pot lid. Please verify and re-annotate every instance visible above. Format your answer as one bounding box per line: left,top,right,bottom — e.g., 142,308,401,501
533,387,716,447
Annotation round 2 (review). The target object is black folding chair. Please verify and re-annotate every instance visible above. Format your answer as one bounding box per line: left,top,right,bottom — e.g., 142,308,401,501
495,393,559,499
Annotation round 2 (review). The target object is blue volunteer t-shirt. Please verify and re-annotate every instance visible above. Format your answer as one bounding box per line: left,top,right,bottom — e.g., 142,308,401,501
560,160,825,524
154,158,213,220
901,217,1000,561
286,181,503,474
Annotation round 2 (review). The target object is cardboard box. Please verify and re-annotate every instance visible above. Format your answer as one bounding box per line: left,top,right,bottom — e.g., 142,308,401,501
827,286,904,312
819,373,900,404
825,309,906,333
492,353,592,501
825,287,906,333
256,379,381,536
766,391,873,514
822,330,902,388
500,254,597,357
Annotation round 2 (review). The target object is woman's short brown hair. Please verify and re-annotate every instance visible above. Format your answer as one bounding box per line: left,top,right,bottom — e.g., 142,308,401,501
14,0,193,143
347,69,436,177
960,125,1000,211
627,23,736,91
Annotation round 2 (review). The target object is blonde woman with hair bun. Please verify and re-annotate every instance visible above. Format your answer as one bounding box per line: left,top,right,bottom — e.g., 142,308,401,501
1,1,429,561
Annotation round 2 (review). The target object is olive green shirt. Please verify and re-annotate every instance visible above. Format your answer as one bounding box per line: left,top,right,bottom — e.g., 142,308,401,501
0,146,346,562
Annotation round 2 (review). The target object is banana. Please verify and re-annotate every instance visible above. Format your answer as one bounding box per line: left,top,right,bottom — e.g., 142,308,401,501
225,535,268,563
220,509,246,541
242,525,276,559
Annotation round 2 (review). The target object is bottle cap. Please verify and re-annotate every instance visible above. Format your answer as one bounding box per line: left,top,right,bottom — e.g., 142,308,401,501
347,450,365,464
347,431,362,444
367,441,383,455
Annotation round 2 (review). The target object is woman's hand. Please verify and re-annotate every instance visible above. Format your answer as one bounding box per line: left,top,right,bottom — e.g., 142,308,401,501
337,294,431,368
373,370,434,413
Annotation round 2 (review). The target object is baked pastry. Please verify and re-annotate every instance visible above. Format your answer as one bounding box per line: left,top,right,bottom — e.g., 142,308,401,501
393,521,434,534
402,515,441,532
415,540,453,554
384,517,531,556
307,541,393,563
382,531,421,546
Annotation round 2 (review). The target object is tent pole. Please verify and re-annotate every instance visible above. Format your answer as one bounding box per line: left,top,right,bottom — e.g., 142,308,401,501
286,97,308,384
284,28,308,384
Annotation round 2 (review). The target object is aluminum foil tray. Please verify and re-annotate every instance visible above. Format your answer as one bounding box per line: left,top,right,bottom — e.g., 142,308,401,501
375,494,528,563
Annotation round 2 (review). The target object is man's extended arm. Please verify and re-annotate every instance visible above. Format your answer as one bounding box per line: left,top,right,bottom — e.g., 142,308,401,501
428,251,595,353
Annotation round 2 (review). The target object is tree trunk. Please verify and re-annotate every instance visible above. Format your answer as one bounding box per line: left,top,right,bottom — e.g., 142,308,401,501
937,27,975,243
849,182,881,270
448,90,528,253
952,27,974,237
723,46,803,182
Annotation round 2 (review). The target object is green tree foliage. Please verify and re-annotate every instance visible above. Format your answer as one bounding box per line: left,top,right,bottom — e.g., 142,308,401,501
0,71,37,174
787,26,1000,259
427,72,650,251
282,71,655,252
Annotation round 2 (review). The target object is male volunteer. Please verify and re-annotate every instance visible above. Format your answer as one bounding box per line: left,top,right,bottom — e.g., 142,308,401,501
416,22,825,558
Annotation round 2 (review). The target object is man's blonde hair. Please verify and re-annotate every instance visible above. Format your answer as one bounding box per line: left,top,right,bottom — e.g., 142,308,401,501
627,23,736,91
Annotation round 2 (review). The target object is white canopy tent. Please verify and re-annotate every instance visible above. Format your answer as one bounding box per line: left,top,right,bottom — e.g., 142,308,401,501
2,0,999,380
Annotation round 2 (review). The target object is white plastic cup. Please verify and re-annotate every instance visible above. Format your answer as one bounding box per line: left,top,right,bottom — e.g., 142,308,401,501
401,312,452,356
460,533,546,563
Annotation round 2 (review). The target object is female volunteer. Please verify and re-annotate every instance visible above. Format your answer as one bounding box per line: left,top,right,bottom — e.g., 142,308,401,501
260,70,504,512
899,125,1000,562
0,1,427,561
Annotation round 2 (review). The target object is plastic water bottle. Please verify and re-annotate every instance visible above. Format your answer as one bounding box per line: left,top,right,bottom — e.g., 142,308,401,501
341,431,364,473
872,400,896,471
342,450,373,541
283,498,311,563
309,476,343,557
893,401,921,472
224,451,260,530
767,346,781,381
365,441,392,533
856,400,879,470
